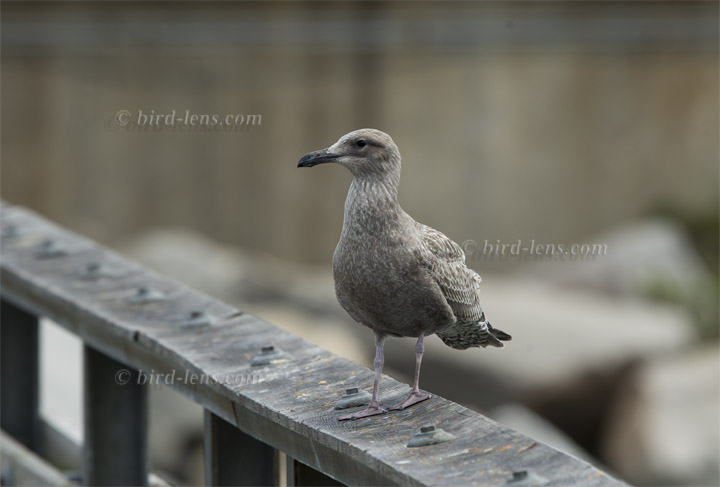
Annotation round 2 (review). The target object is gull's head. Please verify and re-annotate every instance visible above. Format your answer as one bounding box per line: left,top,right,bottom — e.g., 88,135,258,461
297,129,400,178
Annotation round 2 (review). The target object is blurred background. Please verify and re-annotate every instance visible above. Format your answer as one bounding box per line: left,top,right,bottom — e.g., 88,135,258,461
2,1,718,486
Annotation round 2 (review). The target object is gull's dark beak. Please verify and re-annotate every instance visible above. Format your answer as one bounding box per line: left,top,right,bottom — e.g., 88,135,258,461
297,148,340,168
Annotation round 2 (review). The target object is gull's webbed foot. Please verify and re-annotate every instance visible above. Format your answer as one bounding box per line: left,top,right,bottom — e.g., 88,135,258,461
388,390,430,411
337,402,387,421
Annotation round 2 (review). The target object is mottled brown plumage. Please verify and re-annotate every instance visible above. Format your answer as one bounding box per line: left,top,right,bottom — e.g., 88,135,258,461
298,128,510,420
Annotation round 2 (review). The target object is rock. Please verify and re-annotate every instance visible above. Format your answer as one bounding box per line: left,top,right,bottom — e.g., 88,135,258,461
117,229,250,303
522,219,712,297
387,275,694,393
602,345,720,486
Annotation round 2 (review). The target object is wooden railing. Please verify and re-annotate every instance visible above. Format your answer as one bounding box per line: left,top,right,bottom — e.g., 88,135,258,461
0,201,627,486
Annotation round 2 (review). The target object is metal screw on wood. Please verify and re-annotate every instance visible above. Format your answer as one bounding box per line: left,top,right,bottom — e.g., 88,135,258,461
251,345,288,366
81,262,107,280
334,387,372,410
506,470,549,486
183,310,214,327
36,239,67,259
407,424,455,448
127,286,165,304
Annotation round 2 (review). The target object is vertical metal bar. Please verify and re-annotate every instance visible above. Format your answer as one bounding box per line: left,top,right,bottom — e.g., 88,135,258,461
203,409,276,486
286,456,341,487
0,299,40,451
83,345,147,486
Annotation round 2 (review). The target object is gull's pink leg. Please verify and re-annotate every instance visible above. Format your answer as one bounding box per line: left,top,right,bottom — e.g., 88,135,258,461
338,337,388,421
389,334,430,410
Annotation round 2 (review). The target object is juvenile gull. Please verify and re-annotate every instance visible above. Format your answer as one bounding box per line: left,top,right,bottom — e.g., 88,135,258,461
298,129,511,420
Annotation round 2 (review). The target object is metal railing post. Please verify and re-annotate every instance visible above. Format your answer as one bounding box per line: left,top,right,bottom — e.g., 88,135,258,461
83,345,148,486
0,299,40,451
203,409,277,486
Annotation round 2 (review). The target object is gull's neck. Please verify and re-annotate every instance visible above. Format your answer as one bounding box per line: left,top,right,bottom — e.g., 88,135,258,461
343,174,403,234
349,175,399,203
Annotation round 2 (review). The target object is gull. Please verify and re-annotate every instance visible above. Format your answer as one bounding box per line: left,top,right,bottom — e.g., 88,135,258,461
298,129,511,420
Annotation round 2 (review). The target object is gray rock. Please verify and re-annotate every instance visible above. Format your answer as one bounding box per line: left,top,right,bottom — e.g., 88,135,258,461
523,218,711,297
602,345,720,486
117,229,250,303
388,276,694,392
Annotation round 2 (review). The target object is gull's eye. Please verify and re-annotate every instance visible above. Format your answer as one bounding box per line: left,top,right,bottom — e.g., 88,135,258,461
356,139,366,148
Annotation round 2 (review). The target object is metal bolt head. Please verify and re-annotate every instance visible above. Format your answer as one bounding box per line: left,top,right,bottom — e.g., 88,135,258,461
407,426,455,447
251,346,288,366
506,470,549,486
127,286,164,304
183,310,213,327
36,238,66,258
334,387,372,410
80,261,119,281
81,262,104,279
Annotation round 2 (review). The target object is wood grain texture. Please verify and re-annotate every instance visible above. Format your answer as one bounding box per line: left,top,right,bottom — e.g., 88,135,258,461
0,201,628,486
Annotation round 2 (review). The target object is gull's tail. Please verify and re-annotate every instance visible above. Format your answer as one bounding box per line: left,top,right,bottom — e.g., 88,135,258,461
488,323,512,344
437,313,512,350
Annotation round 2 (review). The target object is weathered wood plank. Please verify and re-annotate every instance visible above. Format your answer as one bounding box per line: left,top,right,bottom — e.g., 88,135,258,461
0,431,75,486
84,345,148,486
0,201,627,486
0,299,40,451
204,410,277,486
